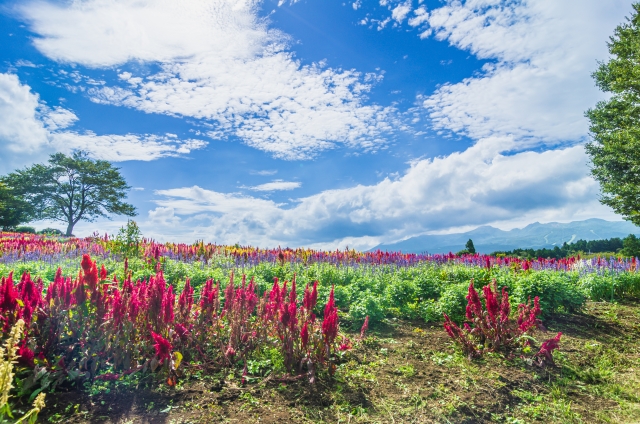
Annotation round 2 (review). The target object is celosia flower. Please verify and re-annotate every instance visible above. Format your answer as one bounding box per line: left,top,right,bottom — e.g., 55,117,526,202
499,287,510,323
151,331,172,362
322,286,339,345
300,322,309,349
81,254,98,292
17,343,35,368
465,280,482,321
360,316,369,340
162,285,175,325
536,332,562,364
483,284,500,325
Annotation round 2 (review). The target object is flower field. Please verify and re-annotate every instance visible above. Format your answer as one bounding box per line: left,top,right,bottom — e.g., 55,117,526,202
1,231,640,422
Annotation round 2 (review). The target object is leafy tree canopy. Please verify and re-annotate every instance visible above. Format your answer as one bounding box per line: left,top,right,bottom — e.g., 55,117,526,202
1,151,136,236
586,3,640,225
0,182,34,230
465,239,476,254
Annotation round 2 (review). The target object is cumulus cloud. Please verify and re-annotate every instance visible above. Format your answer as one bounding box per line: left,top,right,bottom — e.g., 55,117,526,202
391,1,412,23
141,138,615,249
0,73,50,154
18,0,395,160
414,0,633,144
0,72,207,171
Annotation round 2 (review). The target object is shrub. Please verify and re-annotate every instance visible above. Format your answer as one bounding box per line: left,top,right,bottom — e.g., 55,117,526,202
0,255,349,395
349,291,385,324
578,273,615,301
443,280,562,366
513,271,585,316
14,226,36,234
437,282,471,323
37,228,63,236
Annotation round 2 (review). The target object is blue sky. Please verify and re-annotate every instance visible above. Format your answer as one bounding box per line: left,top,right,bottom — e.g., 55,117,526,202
0,0,634,249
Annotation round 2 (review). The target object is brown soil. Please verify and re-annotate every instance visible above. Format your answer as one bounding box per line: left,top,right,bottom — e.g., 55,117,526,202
37,301,640,423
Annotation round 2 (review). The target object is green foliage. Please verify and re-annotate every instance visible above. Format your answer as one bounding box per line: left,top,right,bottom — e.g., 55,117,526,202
578,274,616,302
349,292,385,323
465,239,476,254
114,220,143,258
493,237,626,259
14,226,36,234
579,271,640,301
585,4,640,224
434,282,470,323
622,234,640,257
1,151,136,236
37,228,63,236
0,182,34,230
512,272,585,316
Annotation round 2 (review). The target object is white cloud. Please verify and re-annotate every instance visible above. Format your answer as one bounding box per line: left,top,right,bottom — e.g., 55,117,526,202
18,0,396,160
415,0,633,144
0,72,207,170
41,106,79,131
246,180,301,191
0,73,50,154
137,138,615,250
391,2,412,23
50,132,208,162
250,169,278,176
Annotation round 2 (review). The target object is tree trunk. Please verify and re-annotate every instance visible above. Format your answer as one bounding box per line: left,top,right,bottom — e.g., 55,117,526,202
65,221,74,237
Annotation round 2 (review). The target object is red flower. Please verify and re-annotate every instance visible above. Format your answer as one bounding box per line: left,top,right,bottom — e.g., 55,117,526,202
17,344,35,368
536,332,562,365
151,332,172,362
322,286,339,345
360,316,369,340
465,280,482,321
300,322,309,349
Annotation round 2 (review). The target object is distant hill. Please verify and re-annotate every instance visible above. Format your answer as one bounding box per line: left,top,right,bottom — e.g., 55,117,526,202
371,219,640,254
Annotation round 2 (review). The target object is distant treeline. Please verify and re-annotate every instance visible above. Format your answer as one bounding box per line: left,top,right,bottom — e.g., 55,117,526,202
490,235,640,259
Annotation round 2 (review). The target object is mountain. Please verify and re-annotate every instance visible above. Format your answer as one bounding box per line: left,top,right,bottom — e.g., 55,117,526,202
371,219,640,254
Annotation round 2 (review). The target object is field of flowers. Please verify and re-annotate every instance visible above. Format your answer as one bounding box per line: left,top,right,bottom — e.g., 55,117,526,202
1,230,640,422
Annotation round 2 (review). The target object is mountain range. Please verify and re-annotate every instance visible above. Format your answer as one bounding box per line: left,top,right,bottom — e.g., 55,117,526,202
371,219,640,254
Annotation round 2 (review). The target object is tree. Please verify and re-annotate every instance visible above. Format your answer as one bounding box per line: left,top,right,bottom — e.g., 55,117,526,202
2,152,136,236
0,182,34,230
465,239,476,254
586,4,640,225
622,234,640,257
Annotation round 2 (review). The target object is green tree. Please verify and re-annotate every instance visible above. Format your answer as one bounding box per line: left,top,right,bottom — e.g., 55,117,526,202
622,234,640,257
2,152,136,236
0,182,34,230
465,239,476,254
114,220,143,258
586,4,640,225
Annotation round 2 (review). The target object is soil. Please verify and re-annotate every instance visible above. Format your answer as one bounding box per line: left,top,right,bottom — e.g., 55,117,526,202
36,300,640,423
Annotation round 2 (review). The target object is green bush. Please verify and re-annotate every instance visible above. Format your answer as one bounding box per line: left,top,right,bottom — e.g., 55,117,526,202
513,271,585,315
435,282,470,323
37,228,63,236
15,226,36,234
349,291,385,323
613,271,640,298
578,273,615,301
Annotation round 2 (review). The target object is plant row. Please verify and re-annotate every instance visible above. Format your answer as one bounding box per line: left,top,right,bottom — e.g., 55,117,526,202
0,254,355,400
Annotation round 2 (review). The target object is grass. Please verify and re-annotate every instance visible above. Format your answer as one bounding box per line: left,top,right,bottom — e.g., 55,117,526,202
33,299,640,423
